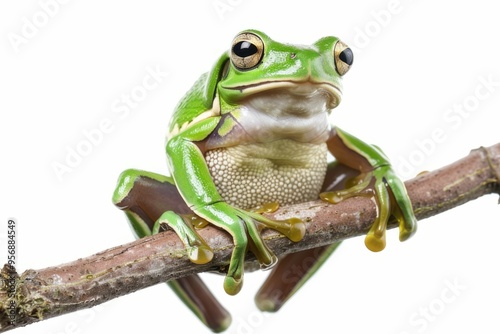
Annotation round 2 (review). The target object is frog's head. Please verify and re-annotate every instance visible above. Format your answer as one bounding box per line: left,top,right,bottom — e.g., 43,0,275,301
206,29,353,117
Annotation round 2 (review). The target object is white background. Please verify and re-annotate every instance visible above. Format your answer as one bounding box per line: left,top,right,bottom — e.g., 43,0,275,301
1,1,500,333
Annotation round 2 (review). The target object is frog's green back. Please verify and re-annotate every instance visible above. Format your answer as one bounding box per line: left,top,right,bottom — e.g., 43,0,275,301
168,52,229,134
168,73,209,133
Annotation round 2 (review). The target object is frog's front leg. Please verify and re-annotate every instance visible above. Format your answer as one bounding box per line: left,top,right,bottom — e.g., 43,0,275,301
112,169,231,333
166,122,305,295
321,127,418,251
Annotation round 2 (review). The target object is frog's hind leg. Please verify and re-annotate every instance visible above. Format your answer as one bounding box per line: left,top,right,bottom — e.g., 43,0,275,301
255,162,358,312
113,169,231,333
255,243,340,311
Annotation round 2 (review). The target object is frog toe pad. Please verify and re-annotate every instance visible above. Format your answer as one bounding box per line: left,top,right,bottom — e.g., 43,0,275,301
187,244,214,264
365,229,387,252
224,276,243,295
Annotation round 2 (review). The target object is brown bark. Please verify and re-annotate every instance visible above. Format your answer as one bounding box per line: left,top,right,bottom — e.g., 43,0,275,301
1,144,499,332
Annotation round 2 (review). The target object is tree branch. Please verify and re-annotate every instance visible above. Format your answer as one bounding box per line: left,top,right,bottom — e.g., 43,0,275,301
1,144,499,332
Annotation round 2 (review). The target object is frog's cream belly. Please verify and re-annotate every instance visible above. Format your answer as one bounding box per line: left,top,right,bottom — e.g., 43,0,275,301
205,140,327,209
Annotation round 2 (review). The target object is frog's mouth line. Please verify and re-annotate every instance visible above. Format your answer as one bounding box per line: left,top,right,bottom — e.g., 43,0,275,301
221,80,342,110
236,84,339,120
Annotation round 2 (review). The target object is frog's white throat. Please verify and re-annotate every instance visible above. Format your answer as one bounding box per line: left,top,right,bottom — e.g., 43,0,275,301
237,84,336,144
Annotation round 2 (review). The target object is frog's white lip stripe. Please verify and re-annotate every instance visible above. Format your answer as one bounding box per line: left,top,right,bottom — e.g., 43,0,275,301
221,80,342,108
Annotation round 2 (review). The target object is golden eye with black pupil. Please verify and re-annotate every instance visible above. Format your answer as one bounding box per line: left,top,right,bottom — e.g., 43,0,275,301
230,32,264,70
334,40,353,76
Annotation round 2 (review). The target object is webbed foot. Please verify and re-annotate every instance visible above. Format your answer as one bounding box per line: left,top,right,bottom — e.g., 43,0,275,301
320,165,417,252
195,201,305,295
153,212,214,264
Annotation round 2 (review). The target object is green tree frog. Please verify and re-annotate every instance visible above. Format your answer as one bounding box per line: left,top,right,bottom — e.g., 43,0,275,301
112,29,417,332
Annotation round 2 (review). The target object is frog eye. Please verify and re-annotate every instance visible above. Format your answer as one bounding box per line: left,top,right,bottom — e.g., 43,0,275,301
230,32,264,70
334,40,353,76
